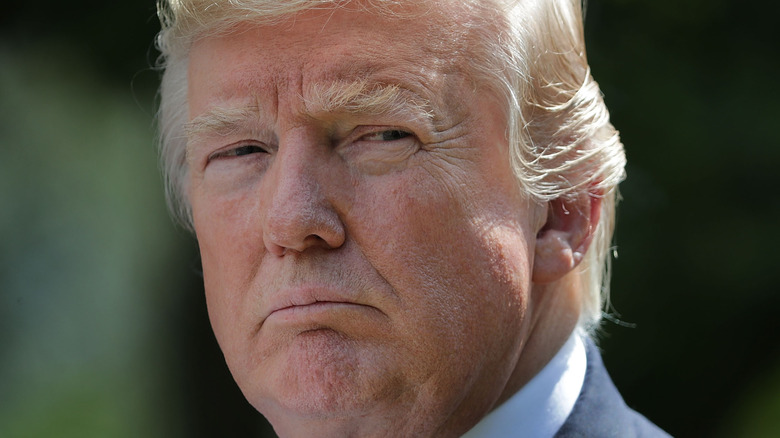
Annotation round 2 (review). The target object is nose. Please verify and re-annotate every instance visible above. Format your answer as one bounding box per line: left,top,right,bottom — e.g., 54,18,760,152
261,138,346,256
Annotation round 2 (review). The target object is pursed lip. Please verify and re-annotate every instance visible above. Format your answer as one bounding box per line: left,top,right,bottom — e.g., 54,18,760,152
258,285,375,329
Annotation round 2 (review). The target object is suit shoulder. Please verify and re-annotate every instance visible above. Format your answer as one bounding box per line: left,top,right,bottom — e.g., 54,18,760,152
555,339,671,437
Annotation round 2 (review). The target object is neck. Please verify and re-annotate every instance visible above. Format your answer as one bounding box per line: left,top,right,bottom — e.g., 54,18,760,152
495,271,582,408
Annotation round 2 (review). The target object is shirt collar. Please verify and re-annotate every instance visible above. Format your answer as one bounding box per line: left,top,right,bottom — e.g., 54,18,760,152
461,330,587,438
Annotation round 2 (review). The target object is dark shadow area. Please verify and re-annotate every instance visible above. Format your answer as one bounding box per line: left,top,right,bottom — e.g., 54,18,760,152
166,242,277,437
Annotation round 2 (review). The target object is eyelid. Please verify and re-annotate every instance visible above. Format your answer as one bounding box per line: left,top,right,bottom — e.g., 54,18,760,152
207,140,271,162
361,129,411,141
349,125,415,142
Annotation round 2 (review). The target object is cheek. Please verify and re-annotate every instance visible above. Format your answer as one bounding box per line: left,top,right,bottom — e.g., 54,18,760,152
349,170,533,353
191,188,264,351
192,182,264,275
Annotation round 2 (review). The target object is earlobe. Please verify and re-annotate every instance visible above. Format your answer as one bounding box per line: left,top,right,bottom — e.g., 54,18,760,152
532,193,601,284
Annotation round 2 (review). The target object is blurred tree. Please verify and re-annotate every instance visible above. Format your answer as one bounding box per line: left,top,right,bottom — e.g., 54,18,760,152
0,42,182,437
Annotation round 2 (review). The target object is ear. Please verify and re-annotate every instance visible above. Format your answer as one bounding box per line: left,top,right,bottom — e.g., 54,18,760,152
532,192,602,284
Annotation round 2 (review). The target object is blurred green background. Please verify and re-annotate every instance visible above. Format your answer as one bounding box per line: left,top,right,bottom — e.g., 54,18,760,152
1,1,778,437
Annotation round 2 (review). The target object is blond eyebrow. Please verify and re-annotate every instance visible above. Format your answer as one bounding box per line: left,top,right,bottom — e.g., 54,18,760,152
184,105,261,141
304,80,434,120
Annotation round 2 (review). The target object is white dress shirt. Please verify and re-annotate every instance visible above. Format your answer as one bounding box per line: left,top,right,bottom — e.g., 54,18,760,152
461,331,587,438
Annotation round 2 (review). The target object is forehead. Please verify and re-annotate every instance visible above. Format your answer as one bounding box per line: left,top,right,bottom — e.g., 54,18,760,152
187,5,480,116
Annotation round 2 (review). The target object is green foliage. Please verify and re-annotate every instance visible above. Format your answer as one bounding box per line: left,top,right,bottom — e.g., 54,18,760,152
0,42,182,438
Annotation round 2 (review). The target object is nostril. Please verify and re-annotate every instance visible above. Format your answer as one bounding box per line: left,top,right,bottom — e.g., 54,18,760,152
303,233,338,251
265,231,340,256
266,242,288,257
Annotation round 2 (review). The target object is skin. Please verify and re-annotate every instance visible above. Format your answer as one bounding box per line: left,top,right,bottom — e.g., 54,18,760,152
186,4,598,437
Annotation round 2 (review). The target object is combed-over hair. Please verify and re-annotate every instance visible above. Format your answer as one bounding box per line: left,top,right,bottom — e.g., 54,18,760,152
155,0,626,331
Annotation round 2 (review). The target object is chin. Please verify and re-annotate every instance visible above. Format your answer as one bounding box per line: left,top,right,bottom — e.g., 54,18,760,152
240,329,406,421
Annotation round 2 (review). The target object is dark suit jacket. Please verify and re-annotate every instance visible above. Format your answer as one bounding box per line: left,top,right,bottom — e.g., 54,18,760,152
554,340,671,437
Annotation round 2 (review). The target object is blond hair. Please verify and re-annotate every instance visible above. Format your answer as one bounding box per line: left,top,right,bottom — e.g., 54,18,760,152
155,0,626,331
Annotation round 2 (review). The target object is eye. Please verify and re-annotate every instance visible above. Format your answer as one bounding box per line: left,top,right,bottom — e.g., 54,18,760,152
208,144,268,161
359,129,412,142
231,145,266,156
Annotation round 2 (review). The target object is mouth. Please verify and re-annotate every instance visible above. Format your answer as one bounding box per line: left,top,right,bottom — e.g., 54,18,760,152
259,286,382,331
272,299,364,314
268,301,368,322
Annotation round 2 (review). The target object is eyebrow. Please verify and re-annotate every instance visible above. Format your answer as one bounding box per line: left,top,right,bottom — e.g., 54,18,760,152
303,80,433,120
184,105,262,141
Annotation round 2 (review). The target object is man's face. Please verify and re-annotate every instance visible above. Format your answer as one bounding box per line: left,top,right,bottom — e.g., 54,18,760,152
187,5,544,436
